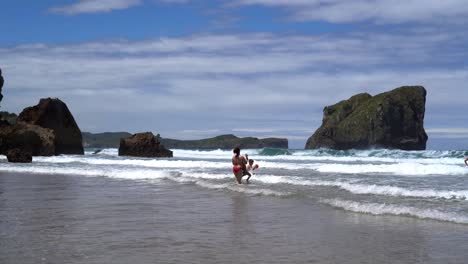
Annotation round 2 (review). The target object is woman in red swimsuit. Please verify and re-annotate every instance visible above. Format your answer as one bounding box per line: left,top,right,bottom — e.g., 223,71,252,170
232,147,246,184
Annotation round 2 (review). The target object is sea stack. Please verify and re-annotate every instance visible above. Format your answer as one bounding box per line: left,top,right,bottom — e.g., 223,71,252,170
0,67,4,104
17,98,84,155
305,86,428,150
119,132,173,158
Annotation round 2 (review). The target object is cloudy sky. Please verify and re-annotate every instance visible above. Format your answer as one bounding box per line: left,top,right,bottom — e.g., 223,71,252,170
1,0,467,149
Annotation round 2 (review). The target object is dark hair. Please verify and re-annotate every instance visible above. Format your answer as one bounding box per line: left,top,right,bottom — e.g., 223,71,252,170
233,147,240,157
249,159,254,163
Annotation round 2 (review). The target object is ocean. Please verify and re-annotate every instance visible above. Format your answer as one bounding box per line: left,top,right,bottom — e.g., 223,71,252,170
1,148,468,263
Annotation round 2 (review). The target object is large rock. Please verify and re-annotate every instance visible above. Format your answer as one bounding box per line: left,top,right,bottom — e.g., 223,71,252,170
6,148,32,163
305,86,428,150
0,121,55,156
18,98,84,155
119,132,173,158
0,68,3,105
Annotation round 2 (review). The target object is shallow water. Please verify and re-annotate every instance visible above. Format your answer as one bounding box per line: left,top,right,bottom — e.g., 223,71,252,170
1,148,468,263
1,172,468,264
2,148,468,224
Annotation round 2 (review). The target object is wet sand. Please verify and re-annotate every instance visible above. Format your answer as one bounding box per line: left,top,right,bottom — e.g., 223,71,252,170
1,172,467,264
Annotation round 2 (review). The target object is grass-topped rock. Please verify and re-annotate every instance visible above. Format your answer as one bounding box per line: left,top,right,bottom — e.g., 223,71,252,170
305,86,428,150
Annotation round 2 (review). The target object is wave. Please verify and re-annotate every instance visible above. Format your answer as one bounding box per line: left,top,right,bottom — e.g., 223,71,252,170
321,199,468,224
168,149,466,166
257,148,292,156
4,151,468,177
246,176,468,200
313,163,467,176
0,164,172,181
11,153,468,176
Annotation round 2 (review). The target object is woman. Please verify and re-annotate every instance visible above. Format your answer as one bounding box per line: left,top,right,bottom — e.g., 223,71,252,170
232,147,246,184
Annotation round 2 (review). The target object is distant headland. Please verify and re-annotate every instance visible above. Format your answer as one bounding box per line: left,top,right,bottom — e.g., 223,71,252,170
83,132,289,150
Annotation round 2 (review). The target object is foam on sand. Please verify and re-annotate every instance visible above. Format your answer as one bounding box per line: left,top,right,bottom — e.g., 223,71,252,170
321,198,468,224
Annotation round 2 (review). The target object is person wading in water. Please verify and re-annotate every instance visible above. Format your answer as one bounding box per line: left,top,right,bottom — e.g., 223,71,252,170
232,147,247,184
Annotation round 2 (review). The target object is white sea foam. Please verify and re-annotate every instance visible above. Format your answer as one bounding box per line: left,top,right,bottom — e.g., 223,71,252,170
171,149,465,165
195,181,288,196
29,155,468,176
314,163,467,176
321,199,468,224
231,175,468,200
0,164,172,181
34,156,229,169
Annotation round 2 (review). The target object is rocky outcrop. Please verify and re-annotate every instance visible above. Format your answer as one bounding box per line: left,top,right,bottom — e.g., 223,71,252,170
119,132,173,158
6,148,32,163
0,68,4,105
305,86,428,150
18,98,84,155
0,122,55,156
161,134,288,149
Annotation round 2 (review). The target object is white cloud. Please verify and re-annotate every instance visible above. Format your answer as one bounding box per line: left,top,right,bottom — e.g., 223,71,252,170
234,0,468,24
1,31,467,142
49,0,191,15
426,128,468,133
426,128,468,139
50,0,143,15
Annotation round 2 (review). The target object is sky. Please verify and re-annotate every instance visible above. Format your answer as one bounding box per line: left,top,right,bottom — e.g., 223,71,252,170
1,0,467,149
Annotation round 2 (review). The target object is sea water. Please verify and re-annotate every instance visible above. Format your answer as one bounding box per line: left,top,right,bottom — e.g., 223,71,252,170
1,148,467,224
2,148,468,263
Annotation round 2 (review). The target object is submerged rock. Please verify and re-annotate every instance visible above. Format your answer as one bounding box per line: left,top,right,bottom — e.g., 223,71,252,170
119,132,173,158
6,148,32,163
18,98,84,155
305,86,428,150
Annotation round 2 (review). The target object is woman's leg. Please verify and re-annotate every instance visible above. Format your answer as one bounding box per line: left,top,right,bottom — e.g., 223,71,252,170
234,171,243,184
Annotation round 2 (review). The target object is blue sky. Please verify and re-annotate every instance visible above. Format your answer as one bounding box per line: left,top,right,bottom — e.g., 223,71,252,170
1,0,467,149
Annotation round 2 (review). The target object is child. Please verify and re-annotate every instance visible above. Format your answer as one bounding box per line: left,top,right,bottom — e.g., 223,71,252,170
244,159,259,183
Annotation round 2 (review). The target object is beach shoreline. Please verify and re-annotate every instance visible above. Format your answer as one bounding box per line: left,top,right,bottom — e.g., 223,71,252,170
1,171,467,264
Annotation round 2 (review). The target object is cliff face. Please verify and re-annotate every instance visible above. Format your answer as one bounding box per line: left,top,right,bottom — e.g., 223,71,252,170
18,98,84,155
0,68,4,105
161,134,288,149
305,86,428,150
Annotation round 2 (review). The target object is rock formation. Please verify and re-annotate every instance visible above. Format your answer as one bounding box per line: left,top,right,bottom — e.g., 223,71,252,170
6,148,32,163
18,98,84,155
305,86,428,150
0,68,4,105
119,132,173,158
0,122,55,156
